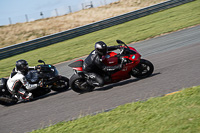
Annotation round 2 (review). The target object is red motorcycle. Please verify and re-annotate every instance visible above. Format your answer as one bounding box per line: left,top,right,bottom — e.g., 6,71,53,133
68,40,154,93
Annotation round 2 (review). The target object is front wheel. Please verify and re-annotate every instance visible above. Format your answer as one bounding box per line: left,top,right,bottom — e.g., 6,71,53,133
69,74,95,93
131,59,154,79
51,76,69,92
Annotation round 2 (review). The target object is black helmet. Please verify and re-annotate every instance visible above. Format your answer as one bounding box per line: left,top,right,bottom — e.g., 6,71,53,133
95,41,107,56
16,59,29,74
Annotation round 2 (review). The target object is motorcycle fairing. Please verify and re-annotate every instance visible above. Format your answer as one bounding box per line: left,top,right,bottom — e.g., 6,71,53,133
68,59,83,71
102,52,118,66
0,78,7,92
102,46,141,83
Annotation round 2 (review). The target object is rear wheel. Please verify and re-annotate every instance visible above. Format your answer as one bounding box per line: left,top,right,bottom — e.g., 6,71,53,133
51,76,69,92
69,74,94,93
131,59,154,79
0,96,18,105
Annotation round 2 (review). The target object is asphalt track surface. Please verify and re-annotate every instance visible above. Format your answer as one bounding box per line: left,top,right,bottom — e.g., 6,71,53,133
0,25,200,133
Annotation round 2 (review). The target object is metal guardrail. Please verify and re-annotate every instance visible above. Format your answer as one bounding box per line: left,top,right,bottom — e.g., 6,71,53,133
0,0,194,60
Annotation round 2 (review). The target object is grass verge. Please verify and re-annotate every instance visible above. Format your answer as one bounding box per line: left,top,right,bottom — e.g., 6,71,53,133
31,86,200,133
0,0,200,77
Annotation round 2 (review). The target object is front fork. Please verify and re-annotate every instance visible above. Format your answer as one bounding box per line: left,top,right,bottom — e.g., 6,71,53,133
43,75,62,87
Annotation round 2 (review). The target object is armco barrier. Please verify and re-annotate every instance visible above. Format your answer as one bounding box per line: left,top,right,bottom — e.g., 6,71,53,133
0,0,194,60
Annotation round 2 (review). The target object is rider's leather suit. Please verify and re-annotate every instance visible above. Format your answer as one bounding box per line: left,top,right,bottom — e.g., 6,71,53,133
83,46,121,87
7,68,37,100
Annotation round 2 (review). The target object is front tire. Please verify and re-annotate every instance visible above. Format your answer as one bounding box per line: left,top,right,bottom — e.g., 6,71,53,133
69,74,94,93
51,76,69,92
131,59,154,79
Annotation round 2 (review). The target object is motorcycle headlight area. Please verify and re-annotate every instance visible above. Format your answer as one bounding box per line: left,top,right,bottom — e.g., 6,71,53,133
48,65,59,75
50,68,59,75
54,68,59,76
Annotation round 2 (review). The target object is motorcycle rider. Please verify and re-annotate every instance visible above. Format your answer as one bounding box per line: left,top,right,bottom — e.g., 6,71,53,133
83,41,124,87
7,59,42,101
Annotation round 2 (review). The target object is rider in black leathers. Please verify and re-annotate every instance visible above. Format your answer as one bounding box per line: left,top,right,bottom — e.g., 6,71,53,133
83,41,123,87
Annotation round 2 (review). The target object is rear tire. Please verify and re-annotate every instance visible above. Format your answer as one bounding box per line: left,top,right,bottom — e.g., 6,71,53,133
131,59,154,79
69,74,94,93
0,96,18,106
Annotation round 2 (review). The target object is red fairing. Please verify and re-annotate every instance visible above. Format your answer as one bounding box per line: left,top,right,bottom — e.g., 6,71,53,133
129,47,140,55
76,59,83,62
102,52,118,66
69,59,83,71
73,67,83,71
102,46,141,83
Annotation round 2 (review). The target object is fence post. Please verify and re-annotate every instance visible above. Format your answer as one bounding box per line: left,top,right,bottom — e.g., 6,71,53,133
25,14,29,22
69,6,72,13
55,9,59,16
82,3,85,10
9,17,12,25
91,1,94,8
40,12,44,19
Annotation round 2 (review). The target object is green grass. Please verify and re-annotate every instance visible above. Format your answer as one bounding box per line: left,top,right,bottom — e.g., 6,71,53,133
31,86,200,133
1,0,200,77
